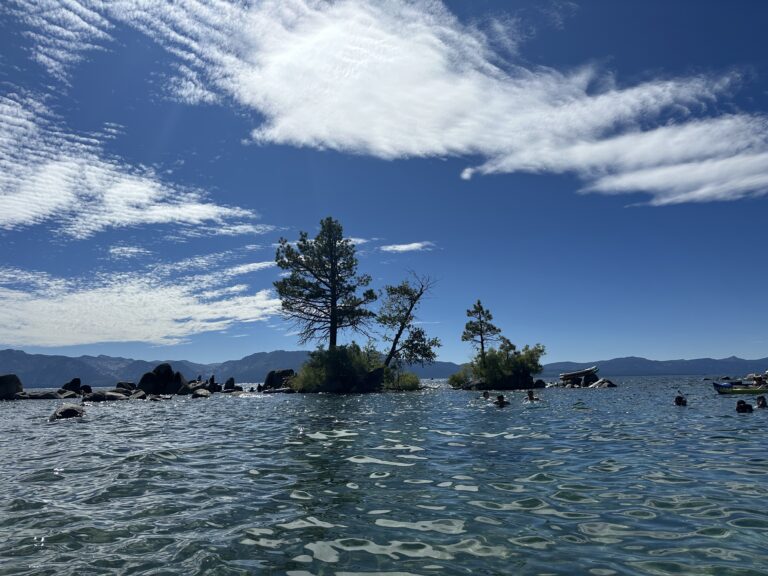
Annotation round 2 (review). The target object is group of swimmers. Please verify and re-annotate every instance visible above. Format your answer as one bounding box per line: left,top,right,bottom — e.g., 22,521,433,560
674,392,768,413
480,389,539,407
736,396,767,413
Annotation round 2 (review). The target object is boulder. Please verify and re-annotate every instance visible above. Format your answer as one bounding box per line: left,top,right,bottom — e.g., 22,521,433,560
58,390,79,399
0,374,23,400
263,369,295,390
105,391,129,401
138,372,159,395
49,404,85,421
61,378,82,394
130,390,147,400
192,388,211,399
170,371,188,395
115,381,136,392
80,384,92,395
582,372,600,387
83,391,107,402
224,377,236,391
589,378,616,389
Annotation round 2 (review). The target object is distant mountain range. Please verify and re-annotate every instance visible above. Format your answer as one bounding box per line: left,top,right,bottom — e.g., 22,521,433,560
0,348,462,388
1,349,766,388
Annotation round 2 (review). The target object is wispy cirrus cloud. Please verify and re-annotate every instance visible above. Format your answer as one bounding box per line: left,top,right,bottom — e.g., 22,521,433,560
0,92,265,238
0,256,280,346
108,245,152,260
10,0,768,205
380,241,435,253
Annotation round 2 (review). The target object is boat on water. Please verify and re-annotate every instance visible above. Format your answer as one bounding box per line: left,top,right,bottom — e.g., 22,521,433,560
713,381,768,395
558,366,600,387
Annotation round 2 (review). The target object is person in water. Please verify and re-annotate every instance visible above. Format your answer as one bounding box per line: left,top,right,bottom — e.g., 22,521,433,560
494,395,509,407
526,390,539,402
736,400,754,413
756,396,767,409
674,395,687,406
480,390,490,400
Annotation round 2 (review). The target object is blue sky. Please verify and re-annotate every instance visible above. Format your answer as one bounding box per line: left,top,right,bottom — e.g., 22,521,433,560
1,0,767,364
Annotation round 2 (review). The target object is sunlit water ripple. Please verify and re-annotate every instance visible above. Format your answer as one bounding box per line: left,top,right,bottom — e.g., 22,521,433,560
2,376,768,575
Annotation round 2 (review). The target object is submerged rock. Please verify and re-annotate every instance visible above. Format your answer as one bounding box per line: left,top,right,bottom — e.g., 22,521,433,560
50,404,85,421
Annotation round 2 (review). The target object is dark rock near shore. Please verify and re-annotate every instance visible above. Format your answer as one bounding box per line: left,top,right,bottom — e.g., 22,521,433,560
264,369,295,390
61,378,81,393
81,384,92,395
138,371,158,395
0,374,23,400
50,404,85,421
83,391,107,402
192,388,211,399
58,390,79,399
130,390,147,400
20,391,62,400
137,364,187,395
115,381,136,392
224,377,236,391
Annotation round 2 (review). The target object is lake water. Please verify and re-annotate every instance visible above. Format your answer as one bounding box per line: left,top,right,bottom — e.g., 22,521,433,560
2,376,767,575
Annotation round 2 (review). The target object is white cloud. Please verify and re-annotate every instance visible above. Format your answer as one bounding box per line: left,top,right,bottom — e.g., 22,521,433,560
10,0,768,205
380,241,435,253
0,256,281,346
0,92,267,237
109,245,151,259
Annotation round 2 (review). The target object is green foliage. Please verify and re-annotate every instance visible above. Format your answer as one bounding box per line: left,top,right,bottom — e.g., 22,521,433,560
448,365,474,389
383,370,422,391
378,275,440,368
275,217,376,348
291,343,383,393
461,300,501,364
472,338,546,389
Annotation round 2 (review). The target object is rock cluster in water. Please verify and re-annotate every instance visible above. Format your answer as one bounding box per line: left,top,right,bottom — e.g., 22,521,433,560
0,362,250,402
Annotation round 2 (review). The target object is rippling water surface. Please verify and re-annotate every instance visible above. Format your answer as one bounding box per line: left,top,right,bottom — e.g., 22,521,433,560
2,377,768,575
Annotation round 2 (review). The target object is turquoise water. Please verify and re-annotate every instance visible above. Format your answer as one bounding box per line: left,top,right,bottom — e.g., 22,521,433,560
2,377,768,575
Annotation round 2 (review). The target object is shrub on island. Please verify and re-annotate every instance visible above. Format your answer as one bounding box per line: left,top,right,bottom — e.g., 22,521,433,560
291,344,384,393
383,370,422,391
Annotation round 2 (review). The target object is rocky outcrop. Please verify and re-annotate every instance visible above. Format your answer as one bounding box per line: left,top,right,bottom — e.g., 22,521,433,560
50,404,85,421
264,369,295,390
589,378,616,388
192,388,211,399
224,377,235,390
138,363,187,395
0,374,23,400
115,382,136,393
61,378,82,394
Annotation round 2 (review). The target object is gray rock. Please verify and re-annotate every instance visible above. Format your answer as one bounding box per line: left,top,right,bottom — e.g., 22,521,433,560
192,388,211,399
83,391,107,402
264,369,295,390
224,377,236,390
129,390,147,400
25,391,62,400
50,404,85,421
0,374,23,400
58,390,79,399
